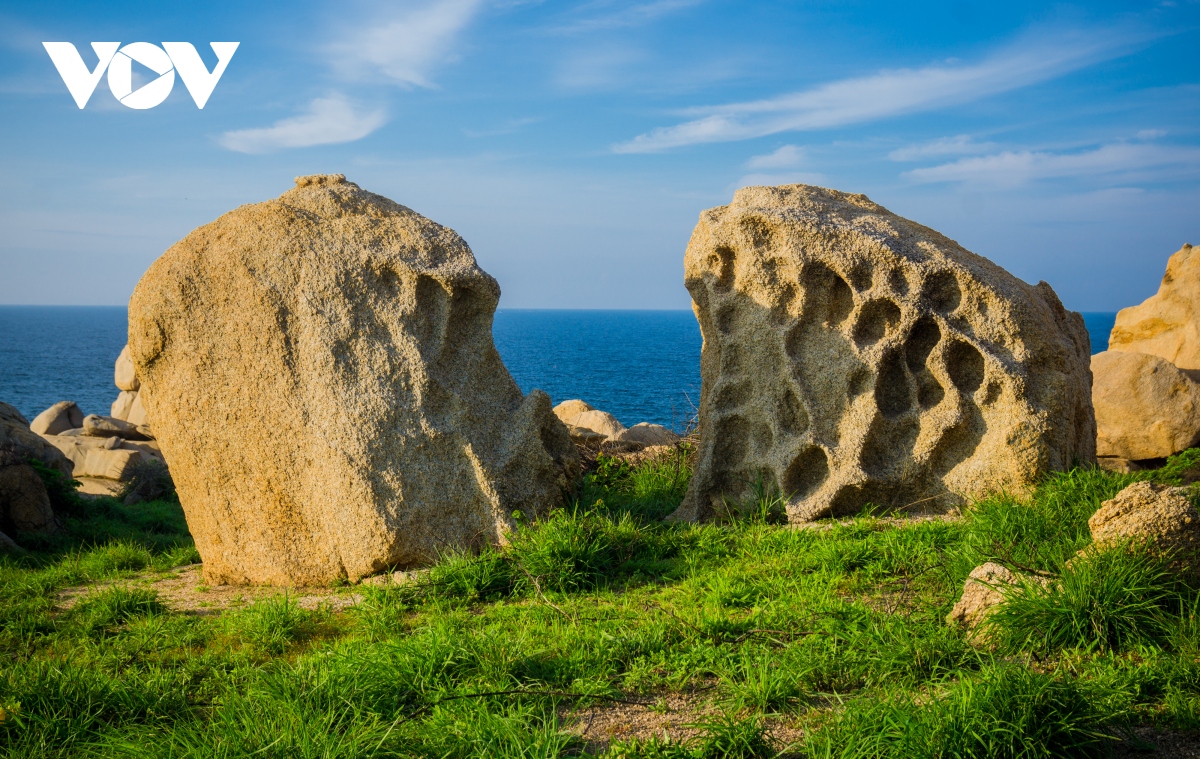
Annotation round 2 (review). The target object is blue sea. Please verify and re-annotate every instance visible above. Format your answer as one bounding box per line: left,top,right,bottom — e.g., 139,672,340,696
0,307,1117,429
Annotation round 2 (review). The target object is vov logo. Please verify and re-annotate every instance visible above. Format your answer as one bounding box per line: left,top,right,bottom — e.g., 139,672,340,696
43,42,239,109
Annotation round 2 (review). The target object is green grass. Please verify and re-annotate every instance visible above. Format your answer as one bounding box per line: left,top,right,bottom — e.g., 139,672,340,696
1,450,1199,757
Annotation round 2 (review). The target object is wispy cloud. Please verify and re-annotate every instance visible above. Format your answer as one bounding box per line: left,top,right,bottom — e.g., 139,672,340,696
327,0,486,88
219,95,387,154
746,144,806,169
888,134,997,161
546,0,704,34
613,26,1152,153
906,141,1200,186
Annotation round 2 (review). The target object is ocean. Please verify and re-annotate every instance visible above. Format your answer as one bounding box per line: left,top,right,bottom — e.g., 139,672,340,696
0,307,1118,429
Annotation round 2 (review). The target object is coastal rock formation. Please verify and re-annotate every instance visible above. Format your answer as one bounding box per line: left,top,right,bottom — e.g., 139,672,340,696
1088,481,1200,577
1091,351,1200,461
553,400,595,426
114,345,140,392
675,185,1095,523
128,174,577,586
110,345,151,428
43,434,161,480
82,414,150,441
30,401,84,436
1110,244,1200,379
1,402,73,478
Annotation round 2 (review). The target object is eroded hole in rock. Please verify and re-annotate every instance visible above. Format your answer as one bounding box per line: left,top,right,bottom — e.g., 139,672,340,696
801,261,854,327
888,268,910,296
783,446,828,499
945,340,985,393
716,303,738,334
860,417,919,478
411,275,450,356
924,270,962,313
874,349,913,417
852,299,902,348
848,263,873,292
712,416,749,470
775,386,810,436
904,316,945,408
708,246,735,292
981,380,1002,405
847,367,872,397
740,216,774,249
713,381,750,411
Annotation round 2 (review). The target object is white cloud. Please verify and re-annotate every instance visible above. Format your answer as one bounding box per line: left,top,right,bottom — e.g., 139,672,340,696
1136,128,1167,140
546,0,704,34
905,142,1200,186
613,26,1151,153
888,135,997,161
327,0,485,88
746,144,806,169
219,95,387,154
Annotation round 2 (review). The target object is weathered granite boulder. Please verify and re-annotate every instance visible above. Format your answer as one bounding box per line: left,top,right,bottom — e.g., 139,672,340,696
114,345,140,392
614,422,680,447
42,434,160,480
574,410,626,439
947,562,1048,641
128,174,578,586
1088,481,1199,577
0,448,56,535
553,399,594,426
675,185,1096,523
111,390,137,421
1091,351,1200,461
1110,244,1200,379
30,401,84,436
0,402,73,478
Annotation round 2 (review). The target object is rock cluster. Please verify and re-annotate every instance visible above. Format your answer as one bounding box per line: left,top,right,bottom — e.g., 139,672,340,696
675,184,1095,523
32,352,165,490
128,174,578,586
552,399,681,448
1093,244,1200,470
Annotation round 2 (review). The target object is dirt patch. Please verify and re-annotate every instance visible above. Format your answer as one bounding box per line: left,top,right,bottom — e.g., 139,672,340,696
1114,726,1200,758
57,564,363,616
563,690,804,754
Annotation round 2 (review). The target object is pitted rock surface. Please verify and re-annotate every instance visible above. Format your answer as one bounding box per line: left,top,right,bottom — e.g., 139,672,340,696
128,174,577,586
1089,481,1200,577
675,185,1095,523
1110,244,1200,379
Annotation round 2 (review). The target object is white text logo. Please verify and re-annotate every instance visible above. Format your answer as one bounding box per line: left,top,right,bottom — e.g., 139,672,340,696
42,42,239,109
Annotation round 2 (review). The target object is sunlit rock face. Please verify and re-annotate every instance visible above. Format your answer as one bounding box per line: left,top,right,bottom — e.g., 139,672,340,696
675,184,1095,523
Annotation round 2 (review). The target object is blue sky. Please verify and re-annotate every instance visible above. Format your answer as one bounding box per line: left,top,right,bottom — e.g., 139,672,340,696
0,0,1197,310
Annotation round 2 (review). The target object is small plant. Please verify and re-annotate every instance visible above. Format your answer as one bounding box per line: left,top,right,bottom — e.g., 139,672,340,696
118,458,176,505
987,543,1181,655
71,586,166,633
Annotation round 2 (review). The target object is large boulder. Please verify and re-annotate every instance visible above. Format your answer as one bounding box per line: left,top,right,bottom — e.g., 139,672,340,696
674,185,1096,523
127,174,578,586
574,410,626,439
0,402,73,478
553,399,594,427
1088,481,1200,577
1091,351,1200,461
30,401,84,436
42,434,160,480
0,448,56,535
1109,244,1200,379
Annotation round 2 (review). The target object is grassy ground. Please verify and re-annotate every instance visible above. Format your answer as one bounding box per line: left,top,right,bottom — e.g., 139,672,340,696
2,448,1199,758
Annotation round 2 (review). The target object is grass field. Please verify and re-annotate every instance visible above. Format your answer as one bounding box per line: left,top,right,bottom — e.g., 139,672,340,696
2,448,1199,758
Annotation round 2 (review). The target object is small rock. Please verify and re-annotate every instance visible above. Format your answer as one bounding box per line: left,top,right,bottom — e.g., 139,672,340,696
1088,481,1200,576
614,422,679,447
553,399,595,427
567,425,606,445
574,410,626,439
30,401,84,436
947,562,1047,640
0,456,57,534
82,414,149,440
359,570,415,587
